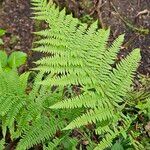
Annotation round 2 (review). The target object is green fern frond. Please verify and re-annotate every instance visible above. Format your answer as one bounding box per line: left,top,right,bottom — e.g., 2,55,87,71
43,133,78,150
31,0,142,149
50,92,99,109
137,97,150,112
0,139,5,150
106,49,141,103
0,69,28,137
43,138,62,150
16,116,64,150
32,0,112,88
50,49,140,132
129,133,145,150
94,116,132,150
63,106,114,130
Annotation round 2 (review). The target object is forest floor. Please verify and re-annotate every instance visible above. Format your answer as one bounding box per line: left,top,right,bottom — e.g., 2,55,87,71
0,0,149,75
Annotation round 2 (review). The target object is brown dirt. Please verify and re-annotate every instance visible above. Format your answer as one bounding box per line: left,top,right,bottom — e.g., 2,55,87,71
0,0,34,54
0,0,149,75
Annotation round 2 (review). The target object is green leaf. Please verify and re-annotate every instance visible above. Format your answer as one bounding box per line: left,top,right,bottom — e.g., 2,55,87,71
0,39,4,45
0,29,6,36
63,138,77,150
19,72,30,89
111,142,124,150
121,130,127,139
4,66,12,72
0,139,5,150
0,51,7,68
8,51,27,68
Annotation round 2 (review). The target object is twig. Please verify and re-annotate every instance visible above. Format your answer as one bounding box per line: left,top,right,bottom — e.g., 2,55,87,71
137,0,141,7
96,0,106,29
89,0,98,16
135,9,149,18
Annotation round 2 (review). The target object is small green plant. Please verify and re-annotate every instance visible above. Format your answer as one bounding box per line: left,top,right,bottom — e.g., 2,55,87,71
0,51,27,70
0,139,5,150
0,29,6,45
0,29,27,70
0,29,5,36
136,76,150,117
126,75,150,118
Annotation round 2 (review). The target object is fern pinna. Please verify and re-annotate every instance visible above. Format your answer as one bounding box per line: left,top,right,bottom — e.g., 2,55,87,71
32,0,142,149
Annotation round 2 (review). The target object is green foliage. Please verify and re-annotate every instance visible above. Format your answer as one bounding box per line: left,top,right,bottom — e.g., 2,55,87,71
0,67,73,149
0,29,6,45
0,29,6,36
7,51,27,68
0,50,68,149
31,0,143,149
0,51,27,69
126,74,150,117
0,0,148,150
137,97,150,117
43,135,78,150
111,142,124,150
0,69,28,137
0,139,5,150
0,39,3,45
136,76,150,117
0,51,7,68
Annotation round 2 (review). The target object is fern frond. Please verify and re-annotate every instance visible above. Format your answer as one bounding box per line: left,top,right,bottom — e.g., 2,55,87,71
32,0,142,149
50,49,140,134
43,133,77,150
5,100,26,128
94,116,132,150
50,92,99,109
32,0,112,88
137,97,150,112
0,69,28,136
16,116,64,150
106,49,141,103
43,138,62,150
129,133,145,150
63,106,114,130
0,139,5,150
